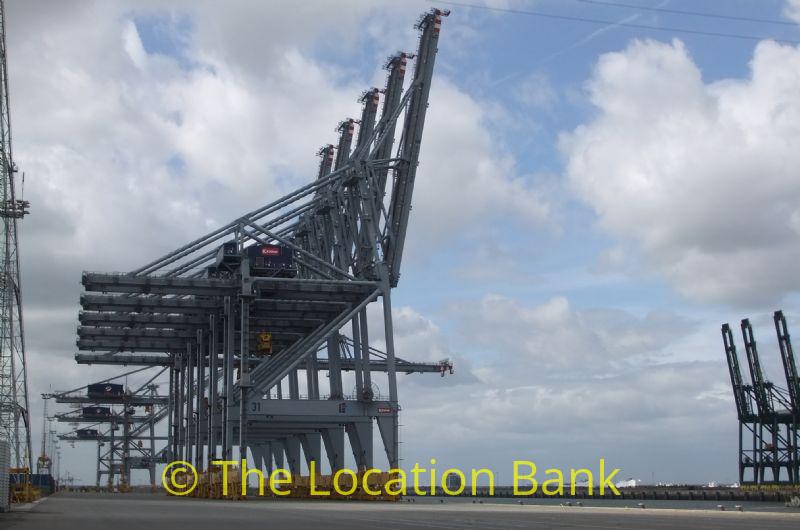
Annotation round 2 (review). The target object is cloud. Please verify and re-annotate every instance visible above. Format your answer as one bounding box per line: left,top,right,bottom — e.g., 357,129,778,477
407,362,729,442
395,295,733,484
401,77,553,265
562,38,800,306
784,0,800,24
361,302,479,389
445,294,695,380
513,71,558,109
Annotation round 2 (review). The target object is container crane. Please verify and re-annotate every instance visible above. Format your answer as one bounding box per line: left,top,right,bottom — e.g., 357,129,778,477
723,315,798,484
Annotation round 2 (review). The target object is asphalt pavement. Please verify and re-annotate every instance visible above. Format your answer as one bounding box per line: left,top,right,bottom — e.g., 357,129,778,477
2,492,800,530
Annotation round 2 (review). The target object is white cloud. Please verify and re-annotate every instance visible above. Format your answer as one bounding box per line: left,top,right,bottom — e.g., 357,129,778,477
406,78,552,260
513,71,557,109
122,20,147,69
784,0,800,23
361,302,478,390
446,294,694,379
394,295,734,484
562,38,800,306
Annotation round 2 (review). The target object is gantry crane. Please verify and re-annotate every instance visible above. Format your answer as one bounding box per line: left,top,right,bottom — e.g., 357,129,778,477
723,313,799,484
50,368,169,489
64,9,452,490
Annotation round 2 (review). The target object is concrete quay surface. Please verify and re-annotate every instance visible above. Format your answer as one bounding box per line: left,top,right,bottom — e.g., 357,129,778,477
1,492,800,529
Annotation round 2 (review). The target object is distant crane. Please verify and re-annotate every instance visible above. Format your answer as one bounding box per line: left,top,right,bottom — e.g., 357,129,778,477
722,312,799,484
36,397,51,474
0,0,32,472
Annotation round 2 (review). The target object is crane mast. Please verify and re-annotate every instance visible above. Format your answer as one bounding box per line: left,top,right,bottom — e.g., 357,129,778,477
0,0,31,472
36,397,51,474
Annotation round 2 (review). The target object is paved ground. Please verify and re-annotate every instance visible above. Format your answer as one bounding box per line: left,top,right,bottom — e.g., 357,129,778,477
2,492,800,529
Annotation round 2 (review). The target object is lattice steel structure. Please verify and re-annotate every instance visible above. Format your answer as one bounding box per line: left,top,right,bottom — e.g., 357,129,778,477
0,0,31,471
72,10,451,480
35,397,51,474
51,368,169,489
722,311,800,484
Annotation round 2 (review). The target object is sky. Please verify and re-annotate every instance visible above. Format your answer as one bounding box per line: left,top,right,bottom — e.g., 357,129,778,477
6,0,800,486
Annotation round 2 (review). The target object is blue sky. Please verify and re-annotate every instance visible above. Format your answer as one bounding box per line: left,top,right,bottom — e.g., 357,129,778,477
9,0,800,486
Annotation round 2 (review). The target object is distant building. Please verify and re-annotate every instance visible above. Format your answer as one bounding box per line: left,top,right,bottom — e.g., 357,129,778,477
614,478,641,488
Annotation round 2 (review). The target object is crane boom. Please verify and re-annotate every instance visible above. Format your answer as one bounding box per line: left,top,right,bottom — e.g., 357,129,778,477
373,53,409,195
741,318,773,416
385,9,449,286
722,323,753,420
774,310,800,415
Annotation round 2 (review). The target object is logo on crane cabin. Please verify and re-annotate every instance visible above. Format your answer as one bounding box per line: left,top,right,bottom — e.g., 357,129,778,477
260,246,280,256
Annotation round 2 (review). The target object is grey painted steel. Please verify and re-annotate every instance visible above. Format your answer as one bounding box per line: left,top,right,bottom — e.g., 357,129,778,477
74,351,450,374
384,12,444,287
54,375,170,488
223,296,234,460
775,312,800,415
65,9,451,484
0,438,9,512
